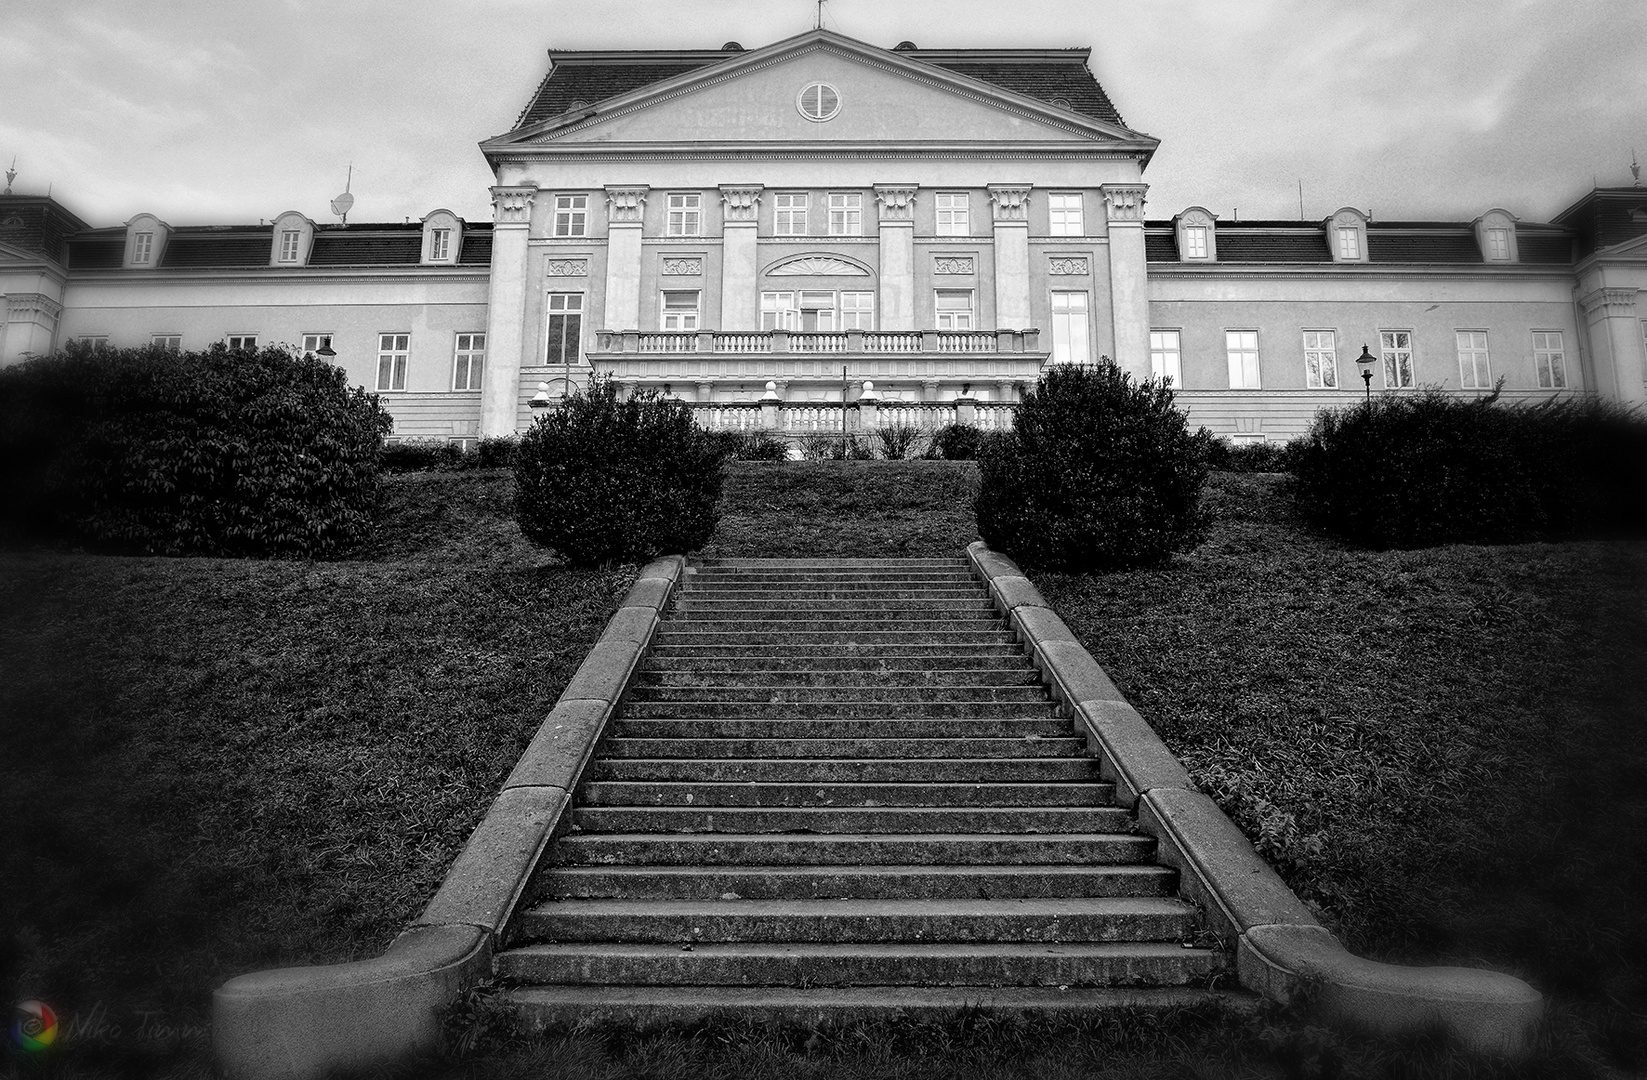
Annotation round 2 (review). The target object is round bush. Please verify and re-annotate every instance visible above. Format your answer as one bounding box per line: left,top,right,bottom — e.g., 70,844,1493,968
513,377,724,566
0,341,391,557
975,364,1211,571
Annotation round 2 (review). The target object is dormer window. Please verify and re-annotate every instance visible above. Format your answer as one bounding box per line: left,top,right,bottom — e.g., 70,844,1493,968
420,210,463,265
1474,210,1519,263
269,211,314,267
1185,226,1208,259
1173,207,1218,262
430,228,451,261
1336,227,1361,260
1486,229,1509,260
278,229,301,263
124,214,170,268
1327,208,1369,264
133,232,154,265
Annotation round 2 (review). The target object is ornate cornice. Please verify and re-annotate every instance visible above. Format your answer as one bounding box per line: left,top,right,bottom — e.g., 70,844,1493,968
719,185,763,223
5,291,62,320
491,146,1152,166
988,185,1032,223
605,185,650,224
1578,287,1641,316
875,184,918,222
1101,183,1149,223
491,186,537,226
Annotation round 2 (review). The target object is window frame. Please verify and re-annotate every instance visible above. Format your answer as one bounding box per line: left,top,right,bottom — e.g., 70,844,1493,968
1302,329,1339,390
1486,228,1510,261
1048,193,1084,237
277,230,300,263
452,332,486,391
553,194,589,238
132,232,154,265
376,332,410,392
1149,329,1182,387
666,193,702,237
429,228,451,262
1380,329,1416,389
1049,290,1092,365
225,334,258,351
544,292,585,367
660,290,701,332
1532,330,1567,389
1184,226,1209,260
79,335,110,351
935,192,969,237
839,291,875,330
774,193,809,237
1337,227,1361,261
761,291,798,330
934,289,975,331
827,192,863,236
1225,329,1261,389
300,333,333,356
1455,330,1491,390
151,333,182,352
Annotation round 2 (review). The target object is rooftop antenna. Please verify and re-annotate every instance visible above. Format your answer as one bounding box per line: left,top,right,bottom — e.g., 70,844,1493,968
330,164,355,225
1298,179,1304,219
1632,149,1641,187
815,0,827,29
3,157,15,196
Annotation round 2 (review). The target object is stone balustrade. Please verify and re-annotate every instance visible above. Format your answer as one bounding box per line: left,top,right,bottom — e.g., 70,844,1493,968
592,327,1042,357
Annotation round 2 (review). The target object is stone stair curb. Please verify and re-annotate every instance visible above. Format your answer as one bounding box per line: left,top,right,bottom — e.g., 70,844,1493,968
587,757,1105,783
576,780,1115,807
550,832,1158,866
569,805,1133,834
538,863,1178,901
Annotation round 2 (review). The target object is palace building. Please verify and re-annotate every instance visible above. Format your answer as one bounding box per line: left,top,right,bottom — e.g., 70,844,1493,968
2,28,1644,444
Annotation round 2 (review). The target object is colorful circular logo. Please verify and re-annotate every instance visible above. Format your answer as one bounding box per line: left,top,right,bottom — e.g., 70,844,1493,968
11,1001,58,1052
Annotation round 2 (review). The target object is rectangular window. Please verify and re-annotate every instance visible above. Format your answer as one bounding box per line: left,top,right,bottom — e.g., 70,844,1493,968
1337,227,1361,260
545,293,584,366
1184,226,1208,259
1532,331,1566,389
553,194,588,237
661,290,700,331
429,228,450,261
761,291,798,330
799,290,837,332
80,335,110,350
666,193,702,236
278,230,300,262
839,291,875,330
1050,291,1092,365
1048,193,1083,236
774,193,808,236
1149,330,1182,387
376,333,409,391
935,192,969,236
828,192,862,236
152,334,181,351
1303,329,1339,389
226,335,258,351
1226,330,1260,389
1456,330,1491,389
934,289,974,330
1381,330,1415,388
452,333,485,391
1487,228,1509,260
132,232,153,265
301,333,333,355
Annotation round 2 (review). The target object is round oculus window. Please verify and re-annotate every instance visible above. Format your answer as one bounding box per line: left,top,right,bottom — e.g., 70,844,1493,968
797,82,841,122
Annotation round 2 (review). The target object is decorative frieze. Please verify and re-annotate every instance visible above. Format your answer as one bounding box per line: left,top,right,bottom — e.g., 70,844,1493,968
874,184,918,223
1101,183,1149,223
1579,287,1641,317
988,185,1032,222
605,185,649,224
5,292,63,321
545,259,588,277
1048,256,1089,275
491,186,537,225
662,257,703,276
720,185,763,223
768,256,869,277
933,256,975,275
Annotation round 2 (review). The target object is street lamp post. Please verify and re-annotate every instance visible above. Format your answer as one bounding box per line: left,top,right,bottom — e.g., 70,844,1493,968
1354,344,1377,405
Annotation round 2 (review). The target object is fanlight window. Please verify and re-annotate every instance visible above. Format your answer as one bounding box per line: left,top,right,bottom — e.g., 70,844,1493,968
797,82,841,122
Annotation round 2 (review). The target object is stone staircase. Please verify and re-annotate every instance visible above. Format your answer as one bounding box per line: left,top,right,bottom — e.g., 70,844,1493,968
498,557,1228,1025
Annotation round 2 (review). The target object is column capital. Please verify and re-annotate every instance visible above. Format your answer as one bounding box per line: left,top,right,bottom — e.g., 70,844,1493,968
988,184,1032,223
719,184,763,223
5,291,62,321
1101,183,1149,224
605,185,650,224
490,186,538,226
875,184,919,223
1579,287,1640,317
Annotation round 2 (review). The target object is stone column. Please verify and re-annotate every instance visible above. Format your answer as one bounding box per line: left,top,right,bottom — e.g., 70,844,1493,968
603,185,648,332
1102,183,1151,381
480,185,536,438
989,185,1032,330
875,185,918,331
719,185,763,331
2,292,62,365
1578,287,1647,403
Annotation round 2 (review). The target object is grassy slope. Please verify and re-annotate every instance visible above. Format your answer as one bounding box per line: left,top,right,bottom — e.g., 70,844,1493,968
0,471,632,1076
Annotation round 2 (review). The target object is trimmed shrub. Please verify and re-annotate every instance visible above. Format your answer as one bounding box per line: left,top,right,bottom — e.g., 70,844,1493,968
727,432,792,461
926,422,985,461
0,341,391,557
875,424,924,460
1206,436,1296,473
1291,391,1647,548
474,436,518,469
513,376,724,566
975,364,1211,571
799,432,872,460
380,439,466,472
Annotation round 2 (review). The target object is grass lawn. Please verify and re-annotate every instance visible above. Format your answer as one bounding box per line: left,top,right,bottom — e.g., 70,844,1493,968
3,460,1643,1078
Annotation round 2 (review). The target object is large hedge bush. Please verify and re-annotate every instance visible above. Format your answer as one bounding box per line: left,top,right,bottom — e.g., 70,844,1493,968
975,363,1212,571
513,376,724,566
1291,390,1647,548
0,341,391,557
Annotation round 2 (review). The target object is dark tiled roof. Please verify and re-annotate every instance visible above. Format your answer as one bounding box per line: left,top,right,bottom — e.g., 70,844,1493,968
922,60,1123,127
62,221,489,270
66,235,124,269
1144,230,1177,261
309,229,422,265
1215,231,1332,263
0,196,91,262
516,61,723,130
1553,189,1647,257
161,229,272,267
458,230,492,265
1366,229,1480,264
1518,232,1574,264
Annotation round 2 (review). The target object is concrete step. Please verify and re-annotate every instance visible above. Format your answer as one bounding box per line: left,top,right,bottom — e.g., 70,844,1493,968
648,643,1026,659
609,718,1072,740
627,684,1052,704
586,757,1105,783
550,832,1155,867
538,863,1177,901
659,618,1007,634
577,781,1114,808
569,805,1133,835
675,598,998,612
495,941,1222,988
620,701,1061,720
651,630,1022,646
505,985,1249,1032
682,588,990,601
695,558,970,567
598,737,1087,759
516,897,1200,944
635,661,1034,688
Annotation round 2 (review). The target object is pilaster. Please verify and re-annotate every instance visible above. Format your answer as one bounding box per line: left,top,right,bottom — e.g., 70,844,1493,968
480,184,537,438
720,185,763,331
875,184,918,331
1578,287,1646,403
989,185,1032,331
1102,183,1151,381
604,185,649,333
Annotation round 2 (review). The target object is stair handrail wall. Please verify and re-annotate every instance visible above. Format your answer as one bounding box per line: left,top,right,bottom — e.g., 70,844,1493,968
211,557,685,1080
964,541,1543,1057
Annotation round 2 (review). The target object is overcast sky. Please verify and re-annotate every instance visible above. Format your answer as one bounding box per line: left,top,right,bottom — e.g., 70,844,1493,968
3,0,1643,229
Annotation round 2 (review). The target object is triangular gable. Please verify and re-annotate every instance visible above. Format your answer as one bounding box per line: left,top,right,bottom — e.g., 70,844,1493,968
484,30,1155,155
1594,230,1647,260
0,237,49,264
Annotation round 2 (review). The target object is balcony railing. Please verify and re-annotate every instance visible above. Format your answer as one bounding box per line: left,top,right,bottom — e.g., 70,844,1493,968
593,327,1041,356
683,398,1017,435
